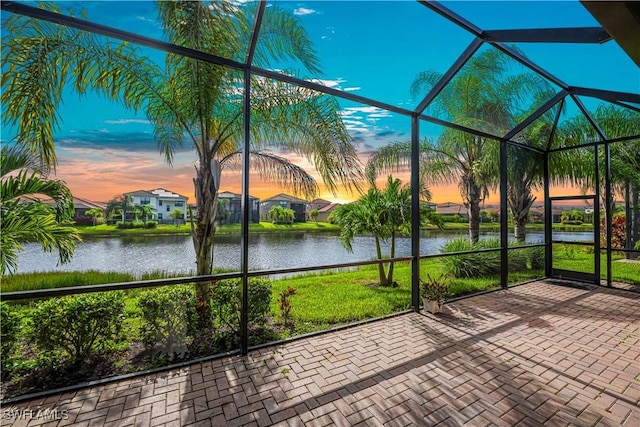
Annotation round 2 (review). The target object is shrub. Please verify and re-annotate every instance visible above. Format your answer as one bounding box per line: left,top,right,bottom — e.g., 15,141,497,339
211,278,272,332
116,221,132,229
1,303,21,376
440,238,501,278
145,220,158,229
508,249,528,272
132,221,145,229
279,287,297,320
439,214,468,223
562,220,583,225
138,286,196,354
30,292,125,363
527,246,545,270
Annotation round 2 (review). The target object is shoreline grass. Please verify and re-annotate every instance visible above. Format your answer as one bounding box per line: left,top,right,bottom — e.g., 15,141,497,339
74,221,593,237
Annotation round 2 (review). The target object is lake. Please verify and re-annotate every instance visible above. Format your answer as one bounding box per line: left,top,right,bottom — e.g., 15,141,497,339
16,230,593,276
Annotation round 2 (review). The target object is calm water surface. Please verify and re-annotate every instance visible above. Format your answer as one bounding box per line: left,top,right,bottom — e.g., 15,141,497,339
16,230,592,275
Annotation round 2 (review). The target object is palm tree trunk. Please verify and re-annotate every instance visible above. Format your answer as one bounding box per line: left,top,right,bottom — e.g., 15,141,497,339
386,231,396,286
191,151,219,325
374,236,388,286
509,186,535,242
467,180,482,243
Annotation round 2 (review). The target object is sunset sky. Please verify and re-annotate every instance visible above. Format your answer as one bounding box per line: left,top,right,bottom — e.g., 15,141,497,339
2,1,638,206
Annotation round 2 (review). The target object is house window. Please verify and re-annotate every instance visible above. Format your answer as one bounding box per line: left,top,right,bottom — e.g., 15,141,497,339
279,201,287,207
166,206,170,212
158,200,163,206
174,201,184,207
140,198,150,205
158,213,163,219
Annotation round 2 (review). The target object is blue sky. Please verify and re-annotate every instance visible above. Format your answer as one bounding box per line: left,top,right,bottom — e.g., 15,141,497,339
2,1,638,203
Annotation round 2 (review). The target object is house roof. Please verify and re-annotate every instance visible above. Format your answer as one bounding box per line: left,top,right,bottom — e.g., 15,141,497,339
436,202,468,215
125,190,155,198
218,191,259,200
261,193,307,204
318,203,340,213
310,198,331,206
74,197,106,210
150,188,188,200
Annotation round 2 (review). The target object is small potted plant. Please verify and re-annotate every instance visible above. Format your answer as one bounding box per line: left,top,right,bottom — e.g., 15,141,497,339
420,274,450,314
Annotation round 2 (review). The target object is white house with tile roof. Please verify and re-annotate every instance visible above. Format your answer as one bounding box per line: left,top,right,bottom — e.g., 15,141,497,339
124,188,188,222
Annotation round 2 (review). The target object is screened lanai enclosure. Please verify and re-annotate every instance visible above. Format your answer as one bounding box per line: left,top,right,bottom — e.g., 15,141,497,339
1,0,639,402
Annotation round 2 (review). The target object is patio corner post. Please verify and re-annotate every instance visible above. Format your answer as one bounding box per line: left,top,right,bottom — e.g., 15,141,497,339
500,139,508,289
593,142,601,286
411,114,421,310
604,141,612,287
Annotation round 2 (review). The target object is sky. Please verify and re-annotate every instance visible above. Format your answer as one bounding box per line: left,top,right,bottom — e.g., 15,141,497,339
2,0,638,206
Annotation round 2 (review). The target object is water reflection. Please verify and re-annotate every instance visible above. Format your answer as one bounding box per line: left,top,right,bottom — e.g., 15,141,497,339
17,230,591,275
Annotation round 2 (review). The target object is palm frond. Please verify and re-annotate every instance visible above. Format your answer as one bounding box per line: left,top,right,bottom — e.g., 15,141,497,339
220,150,319,199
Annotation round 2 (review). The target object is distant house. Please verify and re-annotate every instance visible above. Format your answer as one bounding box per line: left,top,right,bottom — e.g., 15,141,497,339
307,198,331,219
124,188,188,224
260,193,307,222
72,197,107,225
435,202,469,219
217,191,260,224
315,202,341,223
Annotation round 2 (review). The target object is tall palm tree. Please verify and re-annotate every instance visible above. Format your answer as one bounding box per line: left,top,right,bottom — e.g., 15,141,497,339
1,145,80,274
368,49,554,242
2,1,362,321
561,105,640,254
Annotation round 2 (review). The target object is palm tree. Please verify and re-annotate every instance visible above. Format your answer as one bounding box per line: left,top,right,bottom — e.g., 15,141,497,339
1,145,80,274
2,1,362,322
368,49,556,242
332,176,440,286
85,207,104,226
561,105,640,254
106,194,135,223
139,204,155,224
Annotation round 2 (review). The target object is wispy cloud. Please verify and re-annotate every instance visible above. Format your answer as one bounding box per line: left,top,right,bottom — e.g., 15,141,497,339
310,78,346,89
343,87,361,92
293,7,315,16
104,119,151,125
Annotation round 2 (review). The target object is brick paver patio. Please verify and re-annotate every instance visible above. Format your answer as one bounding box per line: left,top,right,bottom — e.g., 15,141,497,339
2,280,639,426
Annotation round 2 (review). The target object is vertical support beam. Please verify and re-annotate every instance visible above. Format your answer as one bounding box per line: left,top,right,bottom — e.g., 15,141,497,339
604,142,612,287
626,184,632,253
500,140,508,288
240,68,251,355
544,151,552,277
239,0,265,357
593,143,601,286
411,114,421,310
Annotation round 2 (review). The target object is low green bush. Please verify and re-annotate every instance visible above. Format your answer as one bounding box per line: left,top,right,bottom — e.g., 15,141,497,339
30,292,125,364
439,214,468,223
440,238,501,278
441,238,544,278
211,278,272,332
145,220,158,229
1,303,21,376
138,285,196,354
527,246,545,270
